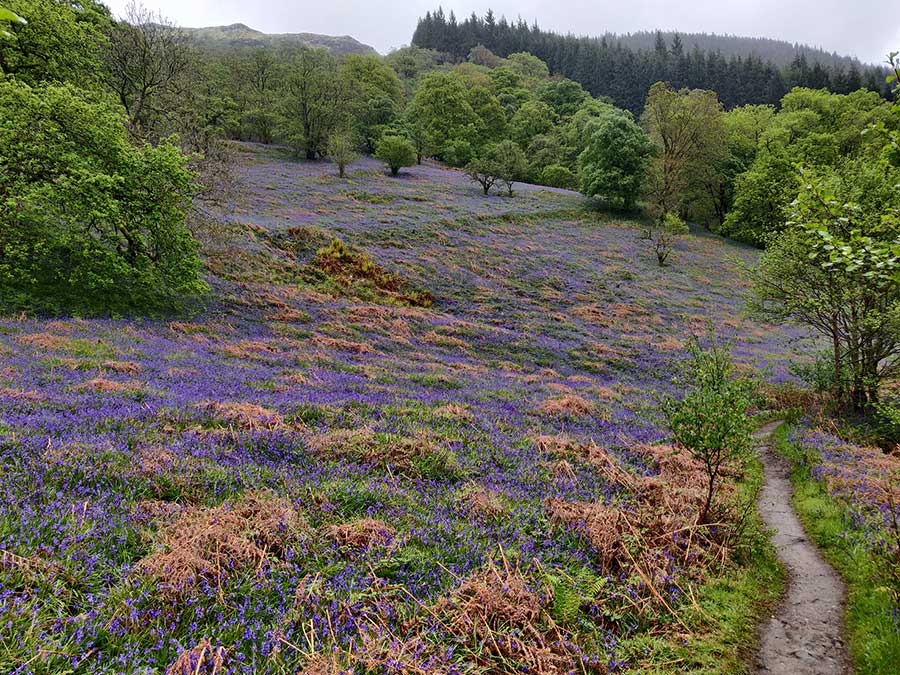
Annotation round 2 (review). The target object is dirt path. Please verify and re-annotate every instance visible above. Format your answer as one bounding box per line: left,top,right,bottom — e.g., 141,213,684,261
754,421,850,675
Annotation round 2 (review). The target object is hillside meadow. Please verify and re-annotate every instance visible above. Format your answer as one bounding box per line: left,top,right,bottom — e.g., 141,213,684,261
0,146,818,674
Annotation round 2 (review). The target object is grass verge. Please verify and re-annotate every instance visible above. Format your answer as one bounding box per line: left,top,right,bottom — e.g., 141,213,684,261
616,447,784,673
772,423,900,675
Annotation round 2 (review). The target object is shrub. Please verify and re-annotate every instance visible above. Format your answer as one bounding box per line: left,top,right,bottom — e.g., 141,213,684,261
652,212,689,266
465,156,500,195
327,132,358,178
490,140,528,196
441,138,475,167
662,338,755,524
374,135,417,176
0,81,206,315
538,164,577,189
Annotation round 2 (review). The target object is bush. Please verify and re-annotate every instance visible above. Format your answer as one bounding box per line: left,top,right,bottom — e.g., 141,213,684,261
789,352,847,394
327,132,358,178
440,138,475,167
874,399,900,446
652,212,690,266
0,81,206,315
374,135,417,176
465,156,500,195
663,338,755,524
538,164,576,189
490,140,528,196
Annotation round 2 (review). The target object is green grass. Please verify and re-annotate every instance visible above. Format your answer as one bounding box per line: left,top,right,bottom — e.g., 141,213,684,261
616,447,784,674
773,424,900,675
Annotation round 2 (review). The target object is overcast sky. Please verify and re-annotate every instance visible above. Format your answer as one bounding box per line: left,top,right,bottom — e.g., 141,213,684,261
102,1,900,65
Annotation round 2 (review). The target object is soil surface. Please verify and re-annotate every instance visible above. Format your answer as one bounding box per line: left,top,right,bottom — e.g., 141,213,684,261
754,421,850,675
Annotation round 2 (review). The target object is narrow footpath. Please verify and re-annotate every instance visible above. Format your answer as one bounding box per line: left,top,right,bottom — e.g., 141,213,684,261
753,421,850,675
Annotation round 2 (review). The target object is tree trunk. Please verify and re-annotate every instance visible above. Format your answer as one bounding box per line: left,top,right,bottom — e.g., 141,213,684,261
831,320,843,402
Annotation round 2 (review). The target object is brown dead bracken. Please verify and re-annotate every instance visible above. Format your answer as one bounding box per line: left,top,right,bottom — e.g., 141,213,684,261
138,491,304,595
165,638,226,675
538,395,594,417
199,401,284,431
434,564,601,674
327,518,395,549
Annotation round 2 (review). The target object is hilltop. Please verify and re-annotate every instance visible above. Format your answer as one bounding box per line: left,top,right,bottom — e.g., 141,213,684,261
183,22,376,54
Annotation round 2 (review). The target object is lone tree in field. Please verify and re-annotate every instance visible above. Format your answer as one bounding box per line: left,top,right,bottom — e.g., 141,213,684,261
491,140,528,196
663,338,754,525
465,153,500,195
375,135,417,176
327,133,357,178
653,212,690,266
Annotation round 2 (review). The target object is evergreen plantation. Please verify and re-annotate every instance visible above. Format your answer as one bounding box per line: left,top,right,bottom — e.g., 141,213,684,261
412,8,894,112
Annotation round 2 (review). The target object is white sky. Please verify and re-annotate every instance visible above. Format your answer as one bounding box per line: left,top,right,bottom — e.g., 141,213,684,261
102,1,900,65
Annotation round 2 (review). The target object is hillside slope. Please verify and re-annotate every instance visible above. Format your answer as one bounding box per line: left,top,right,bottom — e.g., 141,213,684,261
0,144,812,672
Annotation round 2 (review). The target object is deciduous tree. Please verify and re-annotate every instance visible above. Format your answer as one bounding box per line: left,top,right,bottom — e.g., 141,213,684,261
578,111,651,209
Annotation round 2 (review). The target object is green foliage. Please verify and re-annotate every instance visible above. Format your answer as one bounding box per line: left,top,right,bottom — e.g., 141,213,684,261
353,95,396,153
663,338,754,523
1,0,111,86
374,135,417,176
751,160,900,409
789,351,847,394
578,111,652,209
464,141,527,196
465,155,500,195
408,71,479,159
327,132,358,178
340,53,403,106
721,87,894,245
509,100,557,148
0,4,25,38
642,82,725,222
720,150,799,245
538,164,577,189
682,104,774,228
874,398,900,446
0,81,206,314
413,10,894,115
651,212,690,266
466,84,507,144
490,140,528,196
440,138,475,168
505,52,550,81
341,54,402,152
538,79,589,117
278,47,349,159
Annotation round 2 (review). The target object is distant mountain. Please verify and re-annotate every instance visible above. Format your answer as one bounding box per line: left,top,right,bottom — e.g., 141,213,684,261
606,31,873,70
183,23,376,55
